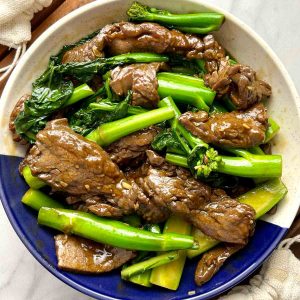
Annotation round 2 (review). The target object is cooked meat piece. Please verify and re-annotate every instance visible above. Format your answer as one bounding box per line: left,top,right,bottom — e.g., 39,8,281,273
110,62,167,108
54,234,135,273
105,22,225,60
194,243,243,286
106,127,160,167
9,94,30,144
23,118,126,199
205,58,272,109
131,150,255,244
190,198,255,244
179,103,268,148
62,22,225,63
62,33,106,63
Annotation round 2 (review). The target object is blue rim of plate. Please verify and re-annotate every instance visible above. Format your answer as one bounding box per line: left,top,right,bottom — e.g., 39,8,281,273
0,154,288,299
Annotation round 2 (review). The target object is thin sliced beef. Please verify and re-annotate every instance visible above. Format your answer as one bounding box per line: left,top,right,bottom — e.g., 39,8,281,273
130,150,255,244
62,22,225,63
62,33,106,63
205,58,272,109
9,94,30,144
54,234,135,273
110,62,167,108
106,127,160,167
195,243,243,286
23,119,125,199
179,103,268,148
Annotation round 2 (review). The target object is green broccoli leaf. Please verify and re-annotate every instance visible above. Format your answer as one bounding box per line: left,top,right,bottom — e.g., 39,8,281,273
151,129,183,152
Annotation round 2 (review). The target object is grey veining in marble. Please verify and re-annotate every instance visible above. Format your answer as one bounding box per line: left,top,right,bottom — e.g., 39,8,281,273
1,0,300,299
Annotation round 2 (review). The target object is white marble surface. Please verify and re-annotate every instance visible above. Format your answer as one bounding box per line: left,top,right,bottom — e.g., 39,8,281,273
1,0,300,299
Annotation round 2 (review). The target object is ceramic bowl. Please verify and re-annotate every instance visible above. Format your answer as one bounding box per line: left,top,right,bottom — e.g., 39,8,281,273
1,0,299,299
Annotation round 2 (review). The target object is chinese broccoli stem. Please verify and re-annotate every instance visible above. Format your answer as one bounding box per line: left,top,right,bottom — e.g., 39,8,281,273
89,102,148,115
38,208,196,251
150,215,191,290
121,251,179,280
125,224,161,287
86,106,175,146
22,188,64,211
63,83,94,107
187,178,287,258
22,166,46,189
157,73,215,111
165,153,282,178
127,2,224,34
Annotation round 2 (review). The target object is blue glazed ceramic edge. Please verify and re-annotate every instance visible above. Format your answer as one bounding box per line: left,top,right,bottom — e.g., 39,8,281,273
0,154,288,300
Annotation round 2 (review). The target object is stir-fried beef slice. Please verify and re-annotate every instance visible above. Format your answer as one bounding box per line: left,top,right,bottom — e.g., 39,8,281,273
106,127,160,167
9,94,30,144
110,62,168,108
24,119,125,197
62,33,106,63
133,151,255,244
179,103,268,148
205,58,272,110
54,234,135,273
62,22,225,63
105,22,225,60
194,243,243,286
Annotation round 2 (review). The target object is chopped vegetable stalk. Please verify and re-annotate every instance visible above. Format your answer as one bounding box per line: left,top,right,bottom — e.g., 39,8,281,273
86,106,175,146
22,166,46,189
63,83,94,107
165,153,282,178
127,2,224,34
187,178,288,258
89,102,148,115
126,224,161,287
38,208,197,251
157,73,216,111
265,118,280,143
22,188,64,211
158,72,205,87
150,216,191,290
121,251,179,280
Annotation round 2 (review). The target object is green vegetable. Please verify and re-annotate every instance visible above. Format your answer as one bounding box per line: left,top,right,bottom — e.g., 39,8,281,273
127,2,224,34
121,251,179,280
157,73,215,111
126,224,161,287
22,188,64,211
86,106,175,146
89,102,148,115
38,208,197,251
39,52,169,83
265,118,280,143
62,83,94,107
187,178,287,258
22,166,46,189
68,90,131,136
150,216,191,290
151,129,183,152
166,153,282,178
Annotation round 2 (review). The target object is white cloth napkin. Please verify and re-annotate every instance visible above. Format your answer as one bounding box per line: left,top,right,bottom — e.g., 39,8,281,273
220,235,300,300
0,0,52,81
0,0,52,48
